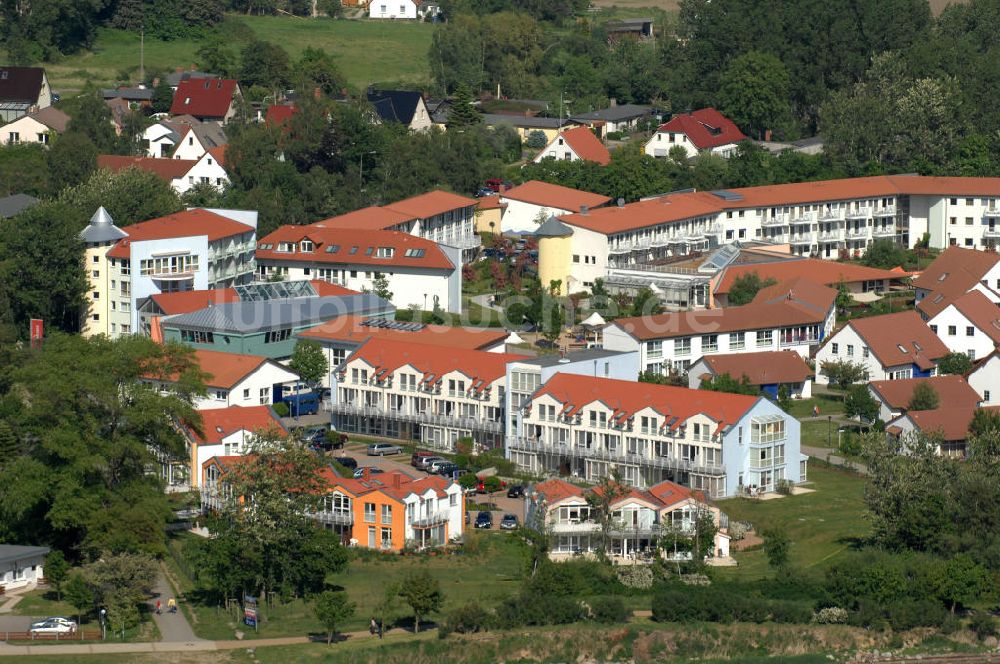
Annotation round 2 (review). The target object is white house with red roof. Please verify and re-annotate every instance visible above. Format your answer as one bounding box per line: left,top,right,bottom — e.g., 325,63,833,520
643,108,746,159
499,180,612,233
927,289,1000,361
532,126,611,166
254,225,461,313
178,405,286,489
525,477,730,562
508,372,804,498
332,338,528,451
80,207,257,338
97,151,229,194
170,78,242,122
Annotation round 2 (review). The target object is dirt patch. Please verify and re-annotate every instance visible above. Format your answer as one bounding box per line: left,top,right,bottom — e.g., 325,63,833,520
733,531,763,551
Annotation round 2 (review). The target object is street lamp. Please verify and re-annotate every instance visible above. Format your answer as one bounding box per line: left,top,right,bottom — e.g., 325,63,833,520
827,415,832,448
100,608,107,640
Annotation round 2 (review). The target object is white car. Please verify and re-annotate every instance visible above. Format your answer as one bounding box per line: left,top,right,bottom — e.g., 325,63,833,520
30,618,77,634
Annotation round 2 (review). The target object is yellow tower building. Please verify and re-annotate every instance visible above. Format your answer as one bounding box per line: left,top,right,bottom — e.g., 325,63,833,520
79,207,127,337
536,216,574,296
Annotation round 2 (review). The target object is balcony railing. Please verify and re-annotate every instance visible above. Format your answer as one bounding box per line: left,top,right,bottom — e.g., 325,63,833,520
762,215,788,227
846,207,871,219
609,523,662,537
551,521,601,534
310,509,354,526
872,226,896,237
874,205,896,217
818,230,843,241
411,511,450,528
329,401,503,433
845,227,868,239
984,227,1000,238
507,436,725,476
789,213,815,225
818,211,842,222
789,235,813,245
985,207,1000,218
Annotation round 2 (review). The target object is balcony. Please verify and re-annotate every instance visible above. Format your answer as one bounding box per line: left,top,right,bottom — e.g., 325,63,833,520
411,511,450,528
148,270,196,281
507,436,725,476
609,243,632,255
762,215,788,227
311,509,354,526
609,523,662,537
551,521,601,534
846,207,871,219
789,235,813,246
984,226,1000,238
872,226,896,237
984,207,1000,219
874,205,896,217
328,401,503,433
789,213,815,226
846,227,868,239
818,211,842,222
818,230,843,242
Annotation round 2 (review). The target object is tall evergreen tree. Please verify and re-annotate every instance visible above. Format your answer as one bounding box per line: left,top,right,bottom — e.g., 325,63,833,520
447,84,483,129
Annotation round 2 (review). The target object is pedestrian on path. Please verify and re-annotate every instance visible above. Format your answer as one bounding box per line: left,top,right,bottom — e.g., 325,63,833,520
168,598,177,614
369,617,377,636
155,599,161,615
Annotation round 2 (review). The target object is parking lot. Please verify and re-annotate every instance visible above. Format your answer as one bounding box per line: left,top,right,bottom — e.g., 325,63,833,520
325,444,526,532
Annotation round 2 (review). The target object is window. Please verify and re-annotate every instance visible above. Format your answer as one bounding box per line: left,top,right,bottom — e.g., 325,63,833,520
214,390,227,401
730,332,745,350
863,346,869,358
930,325,938,333
702,334,718,353
7,131,18,143
573,254,580,263
674,337,691,357
381,504,392,525
364,503,376,523
259,387,268,404
181,330,214,344
380,527,392,548
986,390,991,402
375,246,394,258
968,349,976,360
950,216,957,225
92,292,99,299
300,240,314,252
966,217,974,225
948,325,957,336
831,343,839,354
967,326,975,336
950,198,957,205
265,329,292,343
646,340,662,358
243,388,250,399
846,344,854,357
756,330,773,348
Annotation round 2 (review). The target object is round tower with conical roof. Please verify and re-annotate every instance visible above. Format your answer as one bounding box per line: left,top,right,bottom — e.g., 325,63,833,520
535,215,574,296
79,207,127,337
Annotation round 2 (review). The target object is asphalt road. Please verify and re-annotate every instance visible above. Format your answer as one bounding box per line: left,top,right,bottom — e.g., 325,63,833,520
324,446,526,532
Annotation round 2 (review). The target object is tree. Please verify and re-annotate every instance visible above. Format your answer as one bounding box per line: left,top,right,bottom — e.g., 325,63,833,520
727,272,777,306
289,340,329,392
525,130,547,149
835,280,853,315
820,359,869,389
937,352,972,376
66,94,117,154
296,47,347,96
861,239,907,269
151,79,174,114
60,168,182,227
0,421,20,468
398,570,443,633
908,382,940,411
45,550,71,601
81,552,159,631
630,287,662,317
447,84,482,129
763,528,790,570
844,385,879,423
777,384,793,413
930,554,988,614
63,573,94,627
47,133,97,192
314,590,356,644
701,372,758,396
718,51,790,140
240,40,292,90
371,273,394,302
540,280,565,346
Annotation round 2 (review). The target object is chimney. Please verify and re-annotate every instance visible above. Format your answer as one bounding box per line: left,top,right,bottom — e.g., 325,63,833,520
362,467,371,481
393,473,402,489
580,205,589,215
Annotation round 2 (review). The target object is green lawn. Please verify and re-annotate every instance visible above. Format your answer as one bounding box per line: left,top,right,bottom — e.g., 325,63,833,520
10,588,79,618
166,530,528,641
717,465,870,580
40,16,433,94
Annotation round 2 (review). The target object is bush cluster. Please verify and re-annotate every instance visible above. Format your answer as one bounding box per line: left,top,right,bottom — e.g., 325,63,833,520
651,587,811,624
588,596,630,624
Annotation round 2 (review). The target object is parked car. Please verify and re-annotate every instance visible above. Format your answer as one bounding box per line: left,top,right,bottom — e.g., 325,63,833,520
506,484,525,498
500,514,519,530
353,466,385,479
283,390,320,416
415,455,446,471
411,450,437,468
367,443,403,456
431,461,460,476
474,511,493,529
428,459,456,474
334,456,358,470
29,618,77,635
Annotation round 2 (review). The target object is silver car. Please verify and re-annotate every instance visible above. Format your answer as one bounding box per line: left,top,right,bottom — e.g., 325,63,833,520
417,456,446,471
367,443,403,456
30,618,77,634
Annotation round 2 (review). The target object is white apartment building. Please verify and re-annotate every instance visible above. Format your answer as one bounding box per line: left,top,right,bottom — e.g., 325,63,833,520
538,175,1000,296
927,290,1000,362
179,404,286,489
80,207,256,338
310,190,481,263
508,372,804,498
254,225,462,314
602,278,836,375
330,338,528,452
499,180,611,233
814,311,949,385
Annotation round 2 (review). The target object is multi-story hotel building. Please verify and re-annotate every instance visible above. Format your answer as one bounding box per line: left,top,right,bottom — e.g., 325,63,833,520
538,175,1000,296
330,338,528,452
507,372,803,498
80,207,256,337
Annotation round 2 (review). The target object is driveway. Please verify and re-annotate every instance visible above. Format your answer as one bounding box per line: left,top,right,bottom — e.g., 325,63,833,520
0,616,34,632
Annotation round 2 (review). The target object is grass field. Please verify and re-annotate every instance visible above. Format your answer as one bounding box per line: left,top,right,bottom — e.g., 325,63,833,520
40,16,434,95
717,464,870,579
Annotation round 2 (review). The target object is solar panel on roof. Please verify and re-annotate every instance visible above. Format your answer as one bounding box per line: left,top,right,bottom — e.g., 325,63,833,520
710,189,744,201
234,280,318,302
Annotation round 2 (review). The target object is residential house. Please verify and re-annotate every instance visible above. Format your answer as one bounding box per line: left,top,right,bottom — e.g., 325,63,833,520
80,207,257,338
868,375,981,423
687,350,814,399
570,103,653,137
101,86,153,108
143,349,300,411
298,315,509,387
507,373,804,497
310,189,481,262
643,108,746,159
143,121,184,157
914,246,1000,319
96,151,229,194
365,89,432,131
309,469,464,550
0,66,52,123
369,0,418,19
169,78,242,122
500,180,611,233
0,193,39,219
158,288,394,360
968,352,1000,405
483,113,578,143
603,18,654,43
166,70,218,91
255,225,461,313
603,277,837,375
474,195,506,234
170,122,227,160
331,338,528,451
264,104,297,127
814,311,949,385
525,478,729,562
0,106,69,146
180,405,286,489
0,545,49,592
927,289,1000,361
886,406,1000,458
533,126,611,166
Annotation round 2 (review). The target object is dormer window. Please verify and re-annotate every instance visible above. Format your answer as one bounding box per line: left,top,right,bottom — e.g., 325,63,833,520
375,247,394,258
300,240,314,252
277,242,295,253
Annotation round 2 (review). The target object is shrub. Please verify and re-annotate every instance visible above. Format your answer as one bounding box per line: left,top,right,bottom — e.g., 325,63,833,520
775,479,792,495
813,607,849,624
616,565,654,591
769,600,813,624
970,612,997,641
444,601,492,634
272,401,289,417
886,600,948,631
495,593,583,628
588,596,629,624
606,131,624,141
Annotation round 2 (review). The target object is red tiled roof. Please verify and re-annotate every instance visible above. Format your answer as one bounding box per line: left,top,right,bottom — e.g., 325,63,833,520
699,351,813,386
346,338,528,390
559,191,722,234
311,281,360,296
384,190,477,219
544,126,611,165
170,78,238,118
256,226,456,271
646,480,703,508
298,315,507,350
844,311,949,371
187,405,285,444
657,108,746,150
869,375,981,412
502,180,611,211
914,247,1000,318
310,206,416,231
945,290,1000,343
97,155,196,181
147,349,286,390
206,145,226,167
151,288,240,315
716,259,903,296
533,478,586,504
476,195,506,211
320,468,451,500
106,209,254,259
896,407,979,442
534,373,759,431
750,277,837,311
265,104,297,126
